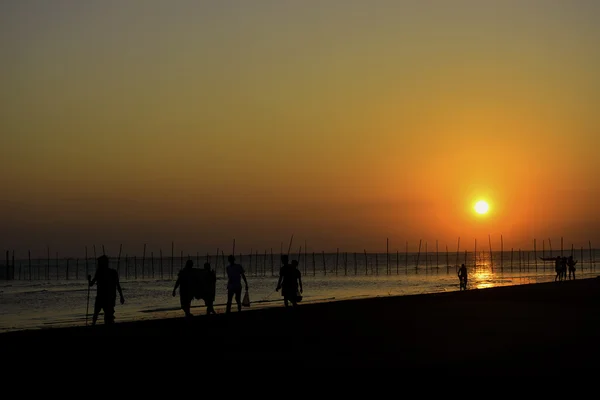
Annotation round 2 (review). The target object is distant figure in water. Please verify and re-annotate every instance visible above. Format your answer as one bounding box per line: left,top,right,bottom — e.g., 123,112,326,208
226,255,248,313
201,262,217,314
276,256,303,307
88,255,125,325
172,259,196,318
458,264,468,290
567,256,577,280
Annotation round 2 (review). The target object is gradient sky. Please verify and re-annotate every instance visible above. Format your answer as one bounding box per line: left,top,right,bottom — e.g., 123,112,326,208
2,0,599,257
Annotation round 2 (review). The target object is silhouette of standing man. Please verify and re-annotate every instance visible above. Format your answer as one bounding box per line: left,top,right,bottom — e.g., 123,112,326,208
567,256,577,280
276,255,303,307
201,262,217,314
88,255,124,325
226,255,248,313
458,263,468,291
172,260,196,318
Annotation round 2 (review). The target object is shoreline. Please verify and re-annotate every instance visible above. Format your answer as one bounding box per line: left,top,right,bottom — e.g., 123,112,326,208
3,277,600,372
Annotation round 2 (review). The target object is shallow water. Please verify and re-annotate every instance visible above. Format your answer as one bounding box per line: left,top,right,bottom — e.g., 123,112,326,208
2,261,597,333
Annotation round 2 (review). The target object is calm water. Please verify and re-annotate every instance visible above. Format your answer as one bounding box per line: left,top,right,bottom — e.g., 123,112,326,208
1,251,598,333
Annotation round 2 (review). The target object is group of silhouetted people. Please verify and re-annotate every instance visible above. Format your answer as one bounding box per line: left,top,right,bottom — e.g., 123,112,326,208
86,252,305,325
173,254,303,316
543,255,578,282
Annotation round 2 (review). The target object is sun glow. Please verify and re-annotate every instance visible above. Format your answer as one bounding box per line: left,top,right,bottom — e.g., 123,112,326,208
474,200,489,214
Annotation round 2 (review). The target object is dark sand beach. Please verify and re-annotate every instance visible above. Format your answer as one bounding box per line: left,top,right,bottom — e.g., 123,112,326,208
3,277,600,372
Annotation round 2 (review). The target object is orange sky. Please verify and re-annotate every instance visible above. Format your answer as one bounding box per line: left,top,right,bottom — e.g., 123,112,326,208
1,1,599,257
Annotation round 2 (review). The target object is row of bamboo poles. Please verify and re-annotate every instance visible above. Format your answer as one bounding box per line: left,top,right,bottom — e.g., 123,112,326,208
2,235,597,281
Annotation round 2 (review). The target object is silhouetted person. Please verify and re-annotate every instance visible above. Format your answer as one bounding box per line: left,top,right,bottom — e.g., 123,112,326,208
554,256,562,281
560,256,568,281
276,256,303,307
458,264,468,290
201,262,217,314
567,256,577,280
172,259,196,318
88,255,124,325
226,255,248,313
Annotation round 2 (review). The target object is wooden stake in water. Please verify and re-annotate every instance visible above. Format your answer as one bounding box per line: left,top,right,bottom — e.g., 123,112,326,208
474,239,477,269
416,239,422,272
85,246,88,280
304,240,307,276
436,240,439,272
501,235,504,272
406,242,408,274
488,234,493,271
581,246,584,271
590,241,594,271
397,250,399,275
364,250,368,275
335,248,339,276
116,244,122,276
386,238,389,275
534,239,537,272
446,245,449,273
456,237,460,268
424,242,427,273
510,248,513,271
151,252,154,278
142,244,146,279
287,234,294,256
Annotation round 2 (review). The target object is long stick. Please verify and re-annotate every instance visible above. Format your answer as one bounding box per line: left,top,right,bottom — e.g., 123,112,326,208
117,244,122,276
534,239,537,272
488,234,493,271
416,239,422,272
287,234,294,256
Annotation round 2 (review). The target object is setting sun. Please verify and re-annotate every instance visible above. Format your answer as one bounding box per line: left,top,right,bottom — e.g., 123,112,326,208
474,200,489,214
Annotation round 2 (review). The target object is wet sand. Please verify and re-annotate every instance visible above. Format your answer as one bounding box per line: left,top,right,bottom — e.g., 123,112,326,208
3,277,600,373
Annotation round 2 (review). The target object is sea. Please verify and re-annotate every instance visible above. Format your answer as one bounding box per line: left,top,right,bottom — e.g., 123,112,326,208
1,250,598,333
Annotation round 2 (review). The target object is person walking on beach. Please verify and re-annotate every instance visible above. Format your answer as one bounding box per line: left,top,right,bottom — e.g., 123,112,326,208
172,259,197,318
567,256,577,280
276,256,303,307
226,255,248,313
201,262,217,314
458,263,468,290
88,255,125,325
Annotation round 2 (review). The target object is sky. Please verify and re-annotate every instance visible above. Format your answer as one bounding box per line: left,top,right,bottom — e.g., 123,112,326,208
1,0,599,257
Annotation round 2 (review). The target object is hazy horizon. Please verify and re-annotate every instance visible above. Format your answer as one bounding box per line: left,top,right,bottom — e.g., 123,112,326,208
2,1,599,256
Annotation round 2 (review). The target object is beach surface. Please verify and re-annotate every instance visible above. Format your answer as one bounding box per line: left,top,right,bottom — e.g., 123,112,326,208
3,277,600,372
